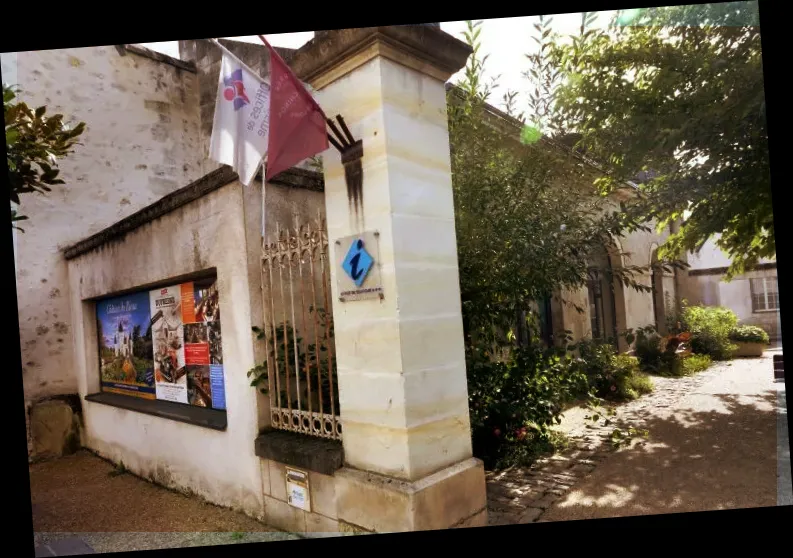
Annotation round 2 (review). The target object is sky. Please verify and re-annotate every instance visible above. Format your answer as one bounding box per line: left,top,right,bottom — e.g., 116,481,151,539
142,12,616,116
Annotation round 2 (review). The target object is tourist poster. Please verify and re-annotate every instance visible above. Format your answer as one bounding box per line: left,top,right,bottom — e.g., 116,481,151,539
190,277,226,409
96,291,155,400
97,277,226,410
150,284,188,403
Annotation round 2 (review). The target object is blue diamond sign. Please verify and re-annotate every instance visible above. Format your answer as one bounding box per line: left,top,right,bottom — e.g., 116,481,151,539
342,238,374,287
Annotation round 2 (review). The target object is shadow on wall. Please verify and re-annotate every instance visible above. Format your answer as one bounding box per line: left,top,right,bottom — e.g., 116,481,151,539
541,390,778,521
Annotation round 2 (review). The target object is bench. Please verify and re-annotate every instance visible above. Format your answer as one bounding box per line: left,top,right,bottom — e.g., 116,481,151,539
774,354,785,379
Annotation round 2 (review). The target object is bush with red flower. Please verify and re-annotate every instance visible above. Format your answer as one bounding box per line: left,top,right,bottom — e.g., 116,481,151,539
467,338,588,470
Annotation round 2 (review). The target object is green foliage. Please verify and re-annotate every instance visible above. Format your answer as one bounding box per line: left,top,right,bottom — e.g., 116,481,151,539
681,353,712,375
574,340,653,401
680,304,738,360
609,426,649,449
544,2,770,279
451,21,669,347
467,337,588,470
4,83,86,230
729,325,769,344
247,307,338,411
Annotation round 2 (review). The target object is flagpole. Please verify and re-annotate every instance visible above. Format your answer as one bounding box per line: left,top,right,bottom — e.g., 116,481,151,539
207,38,269,84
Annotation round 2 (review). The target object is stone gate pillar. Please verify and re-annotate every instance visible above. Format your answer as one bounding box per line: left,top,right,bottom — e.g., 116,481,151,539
289,27,487,532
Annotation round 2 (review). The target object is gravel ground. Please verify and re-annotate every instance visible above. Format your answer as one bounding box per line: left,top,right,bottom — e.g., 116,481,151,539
541,352,780,521
29,451,300,553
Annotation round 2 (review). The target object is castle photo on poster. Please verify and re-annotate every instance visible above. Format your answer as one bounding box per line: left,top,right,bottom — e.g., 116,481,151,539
96,291,155,399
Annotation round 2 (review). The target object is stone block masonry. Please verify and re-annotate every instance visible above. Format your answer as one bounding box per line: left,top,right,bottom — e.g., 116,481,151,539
5,43,204,460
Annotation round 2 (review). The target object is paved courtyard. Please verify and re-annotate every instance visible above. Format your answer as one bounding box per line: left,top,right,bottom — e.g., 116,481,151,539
487,348,788,524
27,350,789,553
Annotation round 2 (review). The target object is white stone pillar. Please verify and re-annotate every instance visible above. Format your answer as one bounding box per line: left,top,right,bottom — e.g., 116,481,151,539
290,26,487,532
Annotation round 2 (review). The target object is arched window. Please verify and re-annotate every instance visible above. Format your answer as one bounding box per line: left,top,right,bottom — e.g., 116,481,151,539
650,247,667,333
587,244,619,347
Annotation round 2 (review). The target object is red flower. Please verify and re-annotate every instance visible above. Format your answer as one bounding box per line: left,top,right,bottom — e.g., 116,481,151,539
610,385,617,392
493,428,501,437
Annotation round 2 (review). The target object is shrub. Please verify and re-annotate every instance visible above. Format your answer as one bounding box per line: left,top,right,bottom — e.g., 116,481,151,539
575,341,654,401
729,325,770,344
680,304,738,360
630,326,665,372
681,354,712,375
628,371,655,397
467,339,587,470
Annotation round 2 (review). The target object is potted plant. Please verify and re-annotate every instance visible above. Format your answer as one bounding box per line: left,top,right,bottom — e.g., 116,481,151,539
728,325,770,358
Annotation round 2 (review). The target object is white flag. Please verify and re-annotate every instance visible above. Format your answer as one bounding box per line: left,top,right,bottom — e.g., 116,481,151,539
209,53,271,186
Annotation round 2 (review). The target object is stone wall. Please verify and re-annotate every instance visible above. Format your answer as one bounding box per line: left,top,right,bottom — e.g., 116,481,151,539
5,44,204,459
65,175,269,517
59,162,326,515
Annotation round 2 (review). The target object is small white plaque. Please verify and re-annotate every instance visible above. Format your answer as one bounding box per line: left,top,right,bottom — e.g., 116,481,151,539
285,467,311,512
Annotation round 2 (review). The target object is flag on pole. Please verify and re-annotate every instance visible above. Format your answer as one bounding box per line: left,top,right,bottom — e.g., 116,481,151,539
262,39,329,181
209,52,272,186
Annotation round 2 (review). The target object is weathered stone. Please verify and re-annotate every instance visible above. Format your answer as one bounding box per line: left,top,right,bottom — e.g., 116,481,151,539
518,507,544,523
254,430,344,477
531,493,560,510
487,511,519,526
571,463,597,474
335,458,487,532
452,509,488,529
29,398,82,461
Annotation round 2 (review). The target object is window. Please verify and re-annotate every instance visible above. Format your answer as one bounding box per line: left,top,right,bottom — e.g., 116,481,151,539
750,277,779,312
95,274,226,410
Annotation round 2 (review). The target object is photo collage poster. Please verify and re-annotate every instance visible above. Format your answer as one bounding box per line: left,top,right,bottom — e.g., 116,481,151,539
97,277,225,410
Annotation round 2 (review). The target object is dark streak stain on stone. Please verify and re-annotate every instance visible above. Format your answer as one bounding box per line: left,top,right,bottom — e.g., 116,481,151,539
54,322,69,334
192,229,203,269
36,325,49,336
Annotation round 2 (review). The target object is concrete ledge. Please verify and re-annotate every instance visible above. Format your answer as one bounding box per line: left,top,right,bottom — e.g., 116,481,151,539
121,44,197,73
289,26,472,88
255,430,344,476
268,167,324,192
688,262,777,276
85,392,227,430
63,165,325,261
334,457,487,532
63,166,239,260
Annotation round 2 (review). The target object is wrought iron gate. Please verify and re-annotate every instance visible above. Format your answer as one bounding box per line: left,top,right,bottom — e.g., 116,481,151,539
260,216,341,440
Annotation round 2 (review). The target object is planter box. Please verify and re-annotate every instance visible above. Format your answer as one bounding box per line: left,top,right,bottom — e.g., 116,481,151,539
733,342,766,358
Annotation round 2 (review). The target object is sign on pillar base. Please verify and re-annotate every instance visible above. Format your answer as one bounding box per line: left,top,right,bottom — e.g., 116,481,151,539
335,231,383,302
286,467,311,512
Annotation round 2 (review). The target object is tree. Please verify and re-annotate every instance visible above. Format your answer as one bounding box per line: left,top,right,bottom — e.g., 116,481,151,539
449,20,660,347
542,2,768,278
4,83,85,231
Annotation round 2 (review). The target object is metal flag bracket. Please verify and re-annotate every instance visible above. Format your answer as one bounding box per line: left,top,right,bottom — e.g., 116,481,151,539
327,115,364,216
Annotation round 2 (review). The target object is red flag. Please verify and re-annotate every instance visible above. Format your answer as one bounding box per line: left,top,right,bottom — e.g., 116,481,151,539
263,40,329,181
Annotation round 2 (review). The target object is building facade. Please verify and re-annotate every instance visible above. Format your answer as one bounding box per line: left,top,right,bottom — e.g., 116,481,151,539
10,27,683,532
681,237,781,341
